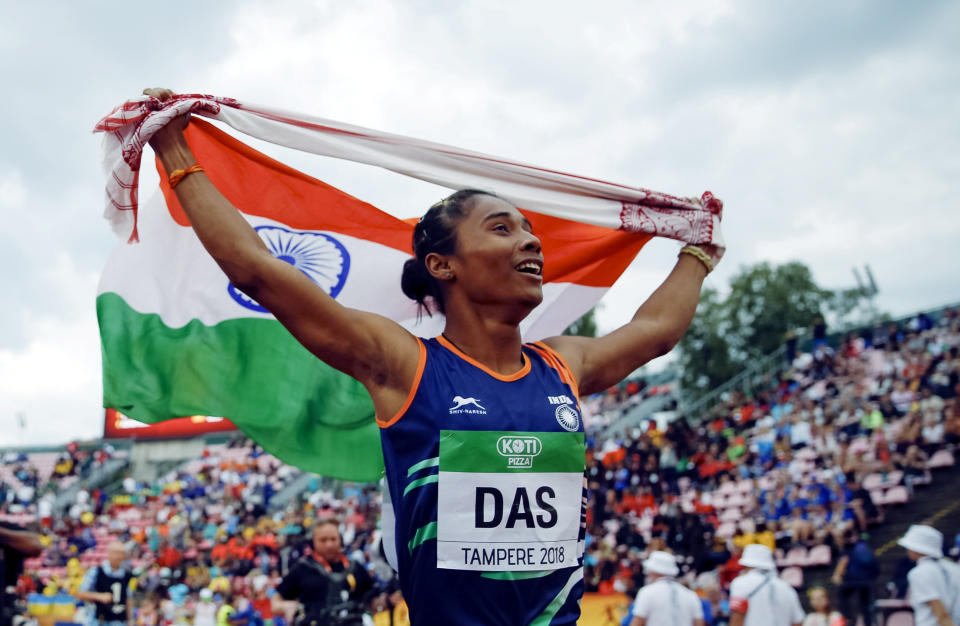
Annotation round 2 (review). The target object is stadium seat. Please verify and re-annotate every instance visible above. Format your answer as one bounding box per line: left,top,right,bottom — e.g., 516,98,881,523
728,493,752,508
783,546,808,567
927,449,955,468
716,522,736,538
884,486,909,505
804,544,832,567
885,611,915,626
719,507,741,522
863,473,884,490
780,566,803,588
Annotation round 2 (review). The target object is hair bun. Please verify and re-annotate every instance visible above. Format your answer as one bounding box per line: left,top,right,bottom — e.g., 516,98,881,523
401,258,432,303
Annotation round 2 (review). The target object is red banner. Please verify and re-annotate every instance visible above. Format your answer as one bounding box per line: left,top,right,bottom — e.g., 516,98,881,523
104,409,237,439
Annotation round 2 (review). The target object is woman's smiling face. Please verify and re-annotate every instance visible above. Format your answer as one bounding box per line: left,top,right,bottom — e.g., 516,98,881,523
443,195,544,314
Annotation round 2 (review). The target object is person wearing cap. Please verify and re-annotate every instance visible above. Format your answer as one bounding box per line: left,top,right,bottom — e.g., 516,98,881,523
194,589,217,626
629,550,704,626
898,524,960,626
729,544,804,626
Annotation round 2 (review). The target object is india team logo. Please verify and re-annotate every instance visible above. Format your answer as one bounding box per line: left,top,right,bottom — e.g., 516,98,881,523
554,404,580,432
228,225,351,312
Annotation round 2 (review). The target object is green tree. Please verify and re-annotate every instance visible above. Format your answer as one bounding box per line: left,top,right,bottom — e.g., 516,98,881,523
677,287,738,397
722,262,831,363
679,261,834,399
563,306,599,338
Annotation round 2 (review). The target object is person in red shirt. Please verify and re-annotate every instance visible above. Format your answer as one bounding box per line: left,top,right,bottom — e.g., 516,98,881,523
211,537,230,567
250,531,277,552
156,541,182,569
249,576,274,620
228,536,254,563
717,548,744,590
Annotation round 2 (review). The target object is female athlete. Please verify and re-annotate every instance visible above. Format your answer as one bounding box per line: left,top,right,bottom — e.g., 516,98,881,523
143,87,722,625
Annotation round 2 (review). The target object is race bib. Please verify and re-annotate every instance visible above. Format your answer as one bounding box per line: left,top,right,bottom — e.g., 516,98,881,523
437,430,584,571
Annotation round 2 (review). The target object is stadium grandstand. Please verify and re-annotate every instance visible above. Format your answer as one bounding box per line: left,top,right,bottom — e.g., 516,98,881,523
2,304,958,625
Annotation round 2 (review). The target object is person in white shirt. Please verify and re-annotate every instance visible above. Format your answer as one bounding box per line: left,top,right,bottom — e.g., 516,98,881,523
790,416,812,450
897,524,960,626
193,588,217,626
729,544,805,626
629,550,704,626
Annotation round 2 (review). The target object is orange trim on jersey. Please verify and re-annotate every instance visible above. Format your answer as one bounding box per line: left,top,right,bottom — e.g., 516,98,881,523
531,341,581,402
436,335,531,382
377,338,427,428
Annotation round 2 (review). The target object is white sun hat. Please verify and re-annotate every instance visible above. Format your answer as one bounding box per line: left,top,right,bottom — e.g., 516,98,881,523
739,544,776,571
898,524,943,558
643,550,679,577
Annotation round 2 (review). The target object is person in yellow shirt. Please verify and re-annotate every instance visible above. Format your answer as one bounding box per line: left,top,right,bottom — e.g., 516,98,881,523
372,588,410,626
216,592,236,626
753,522,776,551
733,521,775,551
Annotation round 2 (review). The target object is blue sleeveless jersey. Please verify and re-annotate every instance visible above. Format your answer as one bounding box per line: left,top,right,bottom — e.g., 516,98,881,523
379,336,586,625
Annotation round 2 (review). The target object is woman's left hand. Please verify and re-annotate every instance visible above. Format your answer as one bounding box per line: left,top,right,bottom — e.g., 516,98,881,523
684,194,725,269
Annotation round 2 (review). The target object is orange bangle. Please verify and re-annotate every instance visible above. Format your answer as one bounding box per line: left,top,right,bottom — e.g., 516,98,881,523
169,164,204,188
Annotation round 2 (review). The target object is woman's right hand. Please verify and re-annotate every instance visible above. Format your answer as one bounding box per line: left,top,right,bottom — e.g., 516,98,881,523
142,87,190,152
143,86,175,102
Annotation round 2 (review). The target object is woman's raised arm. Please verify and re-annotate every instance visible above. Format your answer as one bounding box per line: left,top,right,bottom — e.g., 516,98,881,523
144,89,420,413
543,251,710,395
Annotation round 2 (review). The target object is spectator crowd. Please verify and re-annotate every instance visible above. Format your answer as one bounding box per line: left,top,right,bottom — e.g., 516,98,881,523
1,308,959,625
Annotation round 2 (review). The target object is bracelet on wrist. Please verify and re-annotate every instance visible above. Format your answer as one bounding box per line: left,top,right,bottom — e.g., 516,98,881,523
168,164,205,188
679,244,714,273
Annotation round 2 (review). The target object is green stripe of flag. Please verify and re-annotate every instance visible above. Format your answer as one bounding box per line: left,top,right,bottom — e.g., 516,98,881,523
97,293,384,481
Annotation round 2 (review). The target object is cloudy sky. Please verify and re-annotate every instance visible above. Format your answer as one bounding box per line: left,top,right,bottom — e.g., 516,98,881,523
1,1,957,446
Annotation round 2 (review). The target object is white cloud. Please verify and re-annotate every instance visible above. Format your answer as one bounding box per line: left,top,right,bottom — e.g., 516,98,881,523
1,0,958,445
0,253,102,445
0,170,26,210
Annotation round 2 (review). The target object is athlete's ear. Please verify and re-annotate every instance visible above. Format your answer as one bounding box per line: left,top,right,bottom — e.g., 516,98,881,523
424,252,455,281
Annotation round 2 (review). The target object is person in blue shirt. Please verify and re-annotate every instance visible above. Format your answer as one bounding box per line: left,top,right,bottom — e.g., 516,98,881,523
145,87,724,625
831,530,879,626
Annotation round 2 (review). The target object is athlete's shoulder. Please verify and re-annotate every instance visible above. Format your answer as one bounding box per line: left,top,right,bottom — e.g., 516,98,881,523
526,340,579,397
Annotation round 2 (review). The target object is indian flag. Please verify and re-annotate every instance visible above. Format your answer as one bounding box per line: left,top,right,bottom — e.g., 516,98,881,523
97,119,651,481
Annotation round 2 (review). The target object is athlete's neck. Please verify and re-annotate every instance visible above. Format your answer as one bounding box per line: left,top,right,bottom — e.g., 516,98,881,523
442,317,524,376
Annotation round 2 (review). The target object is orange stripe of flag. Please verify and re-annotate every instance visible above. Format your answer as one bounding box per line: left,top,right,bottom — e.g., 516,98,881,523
158,119,651,288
